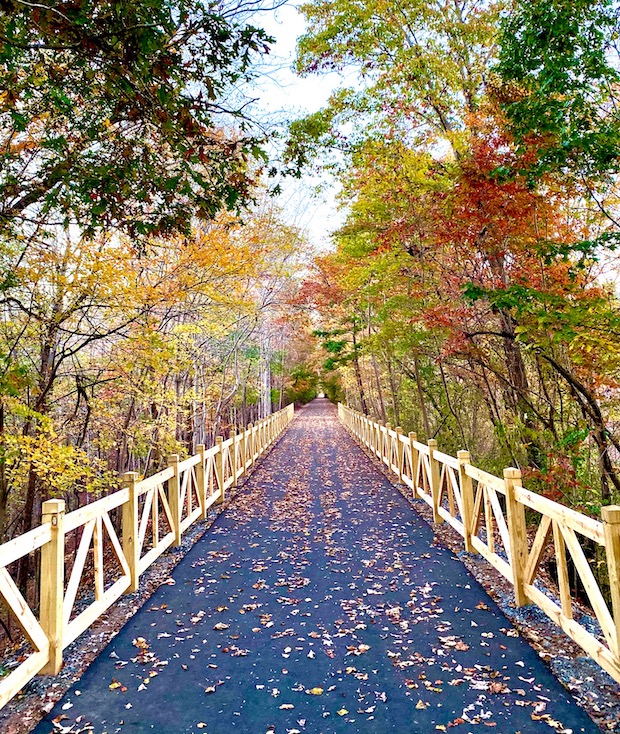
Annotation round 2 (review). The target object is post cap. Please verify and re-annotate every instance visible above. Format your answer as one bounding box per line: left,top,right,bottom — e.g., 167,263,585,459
42,498,65,513
602,505,620,524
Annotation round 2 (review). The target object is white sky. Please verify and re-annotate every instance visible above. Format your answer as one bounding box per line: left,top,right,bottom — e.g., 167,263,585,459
250,4,347,251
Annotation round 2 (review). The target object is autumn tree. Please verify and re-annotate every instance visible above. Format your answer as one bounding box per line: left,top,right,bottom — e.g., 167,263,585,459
496,0,620,189
0,0,272,250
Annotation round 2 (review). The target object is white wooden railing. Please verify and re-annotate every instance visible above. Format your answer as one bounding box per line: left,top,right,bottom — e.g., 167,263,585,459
339,403,620,685
0,404,294,709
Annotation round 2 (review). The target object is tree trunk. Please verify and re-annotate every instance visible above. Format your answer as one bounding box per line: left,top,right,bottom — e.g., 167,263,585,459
386,355,401,426
498,307,543,468
372,357,387,422
413,354,431,440
351,326,368,413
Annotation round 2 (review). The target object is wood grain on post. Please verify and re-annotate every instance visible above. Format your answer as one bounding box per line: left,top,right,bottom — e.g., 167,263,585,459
248,423,254,467
230,428,238,488
503,467,529,607
602,506,620,657
167,455,182,547
385,423,392,467
93,516,104,601
396,427,404,482
427,439,443,524
240,427,247,477
408,432,418,498
122,472,140,592
40,498,65,674
457,451,475,553
196,445,206,519
552,520,573,619
215,437,225,504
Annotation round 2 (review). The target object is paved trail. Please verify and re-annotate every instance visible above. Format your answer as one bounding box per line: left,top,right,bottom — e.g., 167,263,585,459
34,400,598,734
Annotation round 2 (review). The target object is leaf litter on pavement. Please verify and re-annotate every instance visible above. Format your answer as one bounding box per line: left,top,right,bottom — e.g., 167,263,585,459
34,400,602,734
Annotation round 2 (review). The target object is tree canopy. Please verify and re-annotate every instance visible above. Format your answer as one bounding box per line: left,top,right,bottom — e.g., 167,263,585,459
291,0,620,515
0,0,271,243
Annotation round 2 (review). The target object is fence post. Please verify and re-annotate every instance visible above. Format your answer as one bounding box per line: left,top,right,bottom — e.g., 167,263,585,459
240,426,248,477
385,423,392,466
168,454,182,546
504,467,528,607
396,427,404,482
602,506,620,657
457,451,475,553
230,428,238,488
409,432,418,498
215,437,225,504
248,423,254,468
40,498,65,674
122,472,140,592
427,439,443,524
195,445,207,519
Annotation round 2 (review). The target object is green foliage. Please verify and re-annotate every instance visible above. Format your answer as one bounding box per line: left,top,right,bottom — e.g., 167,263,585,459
0,0,272,241
320,370,343,403
287,0,500,170
496,0,620,181
286,364,319,404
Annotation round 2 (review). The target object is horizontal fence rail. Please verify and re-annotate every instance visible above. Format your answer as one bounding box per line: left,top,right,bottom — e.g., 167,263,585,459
0,404,294,709
338,403,620,685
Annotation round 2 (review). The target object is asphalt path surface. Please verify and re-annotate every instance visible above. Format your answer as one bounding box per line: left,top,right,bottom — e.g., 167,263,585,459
33,399,599,734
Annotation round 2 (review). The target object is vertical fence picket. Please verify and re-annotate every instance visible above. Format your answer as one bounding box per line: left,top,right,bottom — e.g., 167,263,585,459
457,451,474,553
216,437,224,503
396,427,404,482
504,467,529,607
122,472,139,592
168,455,182,546
603,506,620,656
40,499,65,674
427,439,442,524
196,445,206,519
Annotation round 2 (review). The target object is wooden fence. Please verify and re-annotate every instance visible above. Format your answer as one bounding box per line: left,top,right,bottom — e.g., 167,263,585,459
338,403,620,685
0,404,295,709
